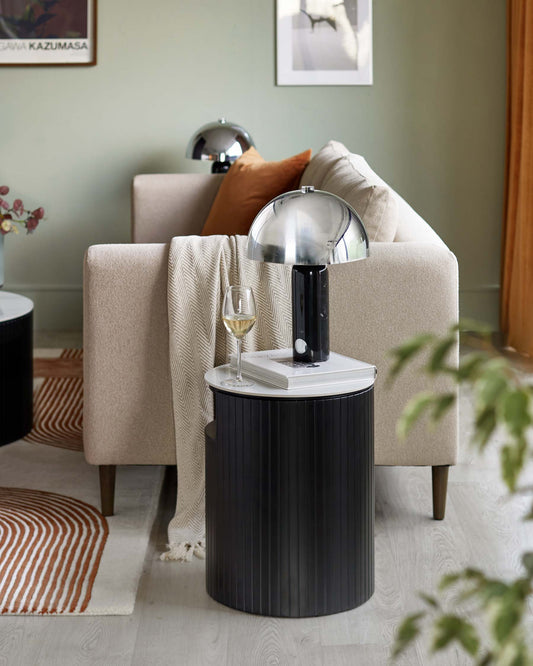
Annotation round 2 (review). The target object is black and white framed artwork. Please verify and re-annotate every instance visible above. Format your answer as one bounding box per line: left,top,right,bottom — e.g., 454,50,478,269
277,0,372,85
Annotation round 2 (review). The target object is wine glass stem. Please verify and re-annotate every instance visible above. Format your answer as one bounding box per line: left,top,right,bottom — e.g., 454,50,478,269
236,338,243,381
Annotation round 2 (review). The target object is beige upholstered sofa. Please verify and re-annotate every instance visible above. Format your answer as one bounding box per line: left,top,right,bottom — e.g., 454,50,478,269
83,141,459,520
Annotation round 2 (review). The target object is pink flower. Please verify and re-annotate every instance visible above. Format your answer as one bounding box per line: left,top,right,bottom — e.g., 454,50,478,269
13,199,24,216
32,207,44,219
0,186,9,196
0,199,8,210
25,217,39,233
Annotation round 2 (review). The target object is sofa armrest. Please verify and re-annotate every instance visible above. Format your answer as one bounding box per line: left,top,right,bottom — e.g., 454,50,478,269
132,173,224,243
330,242,459,466
83,243,176,465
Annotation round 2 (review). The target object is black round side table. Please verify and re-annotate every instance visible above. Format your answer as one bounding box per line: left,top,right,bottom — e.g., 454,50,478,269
204,366,375,618
0,291,33,446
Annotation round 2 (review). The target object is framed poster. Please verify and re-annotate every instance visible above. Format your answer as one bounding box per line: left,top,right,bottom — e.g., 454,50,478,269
0,0,96,66
277,0,372,86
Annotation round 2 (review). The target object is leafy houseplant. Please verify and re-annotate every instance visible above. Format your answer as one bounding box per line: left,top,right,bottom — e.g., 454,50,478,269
0,185,45,287
390,323,533,665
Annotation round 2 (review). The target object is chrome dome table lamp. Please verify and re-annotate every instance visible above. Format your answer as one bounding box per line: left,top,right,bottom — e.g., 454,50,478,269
186,118,255,173
247,186,369,363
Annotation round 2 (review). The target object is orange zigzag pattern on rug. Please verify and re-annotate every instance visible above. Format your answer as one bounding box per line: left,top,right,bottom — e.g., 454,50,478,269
25,349,83,452
0,487,108,614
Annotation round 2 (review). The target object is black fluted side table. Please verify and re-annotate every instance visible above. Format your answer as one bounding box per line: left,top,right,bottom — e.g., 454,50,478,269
0,291,33,446
204,366,375,618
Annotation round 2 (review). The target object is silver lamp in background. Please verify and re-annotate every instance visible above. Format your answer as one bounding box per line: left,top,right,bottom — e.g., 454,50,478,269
186,118,255,173
247,186,369,363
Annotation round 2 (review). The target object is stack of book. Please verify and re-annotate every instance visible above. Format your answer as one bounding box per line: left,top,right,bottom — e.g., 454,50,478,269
229,348,376,390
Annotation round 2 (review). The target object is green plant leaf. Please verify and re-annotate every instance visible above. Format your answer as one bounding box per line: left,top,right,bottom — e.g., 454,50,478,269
419,592,440,609
431,615,479,656
428,336,456,374
392,612,425,658
491,601,521,646
477,366,509,407
455,353,488,382
431,393,456,423
501,438,527,492
396,392,435,440
389,333,435,380
439,572,462,590
503,389,531,437
452,319,493,337
474,406,497,450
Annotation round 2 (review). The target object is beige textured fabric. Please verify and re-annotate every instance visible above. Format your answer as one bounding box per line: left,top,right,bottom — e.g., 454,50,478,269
83,244,176,465
300,141,398,242
301,141,445,246
165,235,292,561
330,242,459,465
132,174,224,243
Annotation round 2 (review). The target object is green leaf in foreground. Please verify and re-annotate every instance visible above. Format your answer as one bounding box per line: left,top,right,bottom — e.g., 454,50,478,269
473,406,497,450
388,333,435,380
431,393,456,423
428,336,456,374
523,553,533,578
392,612,425,658
502,389,531,437
501,438,527,492
396,392,435,440
432,615,479,656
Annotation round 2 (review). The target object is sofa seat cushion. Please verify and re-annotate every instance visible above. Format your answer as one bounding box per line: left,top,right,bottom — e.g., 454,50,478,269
201,147,312,236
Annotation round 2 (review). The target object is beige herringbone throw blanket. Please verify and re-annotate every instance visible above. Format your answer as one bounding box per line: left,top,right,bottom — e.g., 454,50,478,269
163,235,292,561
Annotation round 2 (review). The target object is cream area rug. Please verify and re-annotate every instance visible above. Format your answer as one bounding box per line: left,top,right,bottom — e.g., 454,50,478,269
0,349,164,615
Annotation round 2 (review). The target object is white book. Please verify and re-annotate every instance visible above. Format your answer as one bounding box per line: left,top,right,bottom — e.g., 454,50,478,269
229,348,376,390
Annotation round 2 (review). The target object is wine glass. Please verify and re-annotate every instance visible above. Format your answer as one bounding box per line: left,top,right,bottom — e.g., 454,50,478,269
222,285,256,387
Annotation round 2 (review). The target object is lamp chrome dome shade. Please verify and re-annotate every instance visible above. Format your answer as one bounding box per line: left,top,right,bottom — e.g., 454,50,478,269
186,118,255,164
247,186,369,266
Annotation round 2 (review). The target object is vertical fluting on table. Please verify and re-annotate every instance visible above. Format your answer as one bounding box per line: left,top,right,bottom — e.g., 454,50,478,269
205,386,374,617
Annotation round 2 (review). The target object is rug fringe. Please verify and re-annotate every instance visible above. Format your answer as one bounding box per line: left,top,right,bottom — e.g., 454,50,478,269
160,539,205,562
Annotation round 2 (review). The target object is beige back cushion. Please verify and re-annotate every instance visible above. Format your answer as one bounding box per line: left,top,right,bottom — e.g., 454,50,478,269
301,141,444,245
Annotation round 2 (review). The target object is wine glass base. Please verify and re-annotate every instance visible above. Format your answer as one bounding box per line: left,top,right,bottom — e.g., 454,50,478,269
222,377,254,388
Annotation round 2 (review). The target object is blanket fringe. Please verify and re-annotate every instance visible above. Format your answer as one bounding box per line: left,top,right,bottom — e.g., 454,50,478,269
160,539,206,562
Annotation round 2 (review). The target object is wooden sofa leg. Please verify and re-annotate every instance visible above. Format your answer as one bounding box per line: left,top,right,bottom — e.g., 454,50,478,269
432,465,449,520
99,465,116,517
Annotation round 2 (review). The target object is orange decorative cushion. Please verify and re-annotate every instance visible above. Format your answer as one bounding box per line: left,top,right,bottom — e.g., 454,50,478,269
201,147,312,236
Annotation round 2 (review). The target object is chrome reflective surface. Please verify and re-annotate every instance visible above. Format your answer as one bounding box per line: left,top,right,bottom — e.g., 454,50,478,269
247,187,369,265
185,118,255,162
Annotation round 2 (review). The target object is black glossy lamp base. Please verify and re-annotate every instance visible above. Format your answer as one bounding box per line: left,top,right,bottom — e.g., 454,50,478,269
292,265,329,363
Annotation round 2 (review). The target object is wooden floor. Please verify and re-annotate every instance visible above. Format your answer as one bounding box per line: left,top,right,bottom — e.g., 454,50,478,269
1,340,532,665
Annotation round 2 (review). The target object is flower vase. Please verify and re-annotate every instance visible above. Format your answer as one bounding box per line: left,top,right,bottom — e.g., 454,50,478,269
0,234,4,288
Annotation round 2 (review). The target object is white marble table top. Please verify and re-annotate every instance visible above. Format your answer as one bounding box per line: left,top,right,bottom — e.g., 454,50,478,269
0,291,33,323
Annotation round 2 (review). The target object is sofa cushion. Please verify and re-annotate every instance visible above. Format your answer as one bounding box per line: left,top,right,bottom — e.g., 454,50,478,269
302,140,445,245
201,147,312,236
300,140,398,242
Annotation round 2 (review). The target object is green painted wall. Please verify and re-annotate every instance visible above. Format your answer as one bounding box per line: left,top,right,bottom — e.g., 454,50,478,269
1,0,506,330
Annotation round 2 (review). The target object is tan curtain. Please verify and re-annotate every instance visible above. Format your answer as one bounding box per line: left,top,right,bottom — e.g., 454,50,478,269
501,0,533,356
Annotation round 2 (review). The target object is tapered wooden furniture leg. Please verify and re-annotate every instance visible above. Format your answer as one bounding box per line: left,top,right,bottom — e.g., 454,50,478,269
99,465,116,517
432,465,449,520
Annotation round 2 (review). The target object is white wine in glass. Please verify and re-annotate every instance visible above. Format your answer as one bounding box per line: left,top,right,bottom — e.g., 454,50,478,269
222,286,256,387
